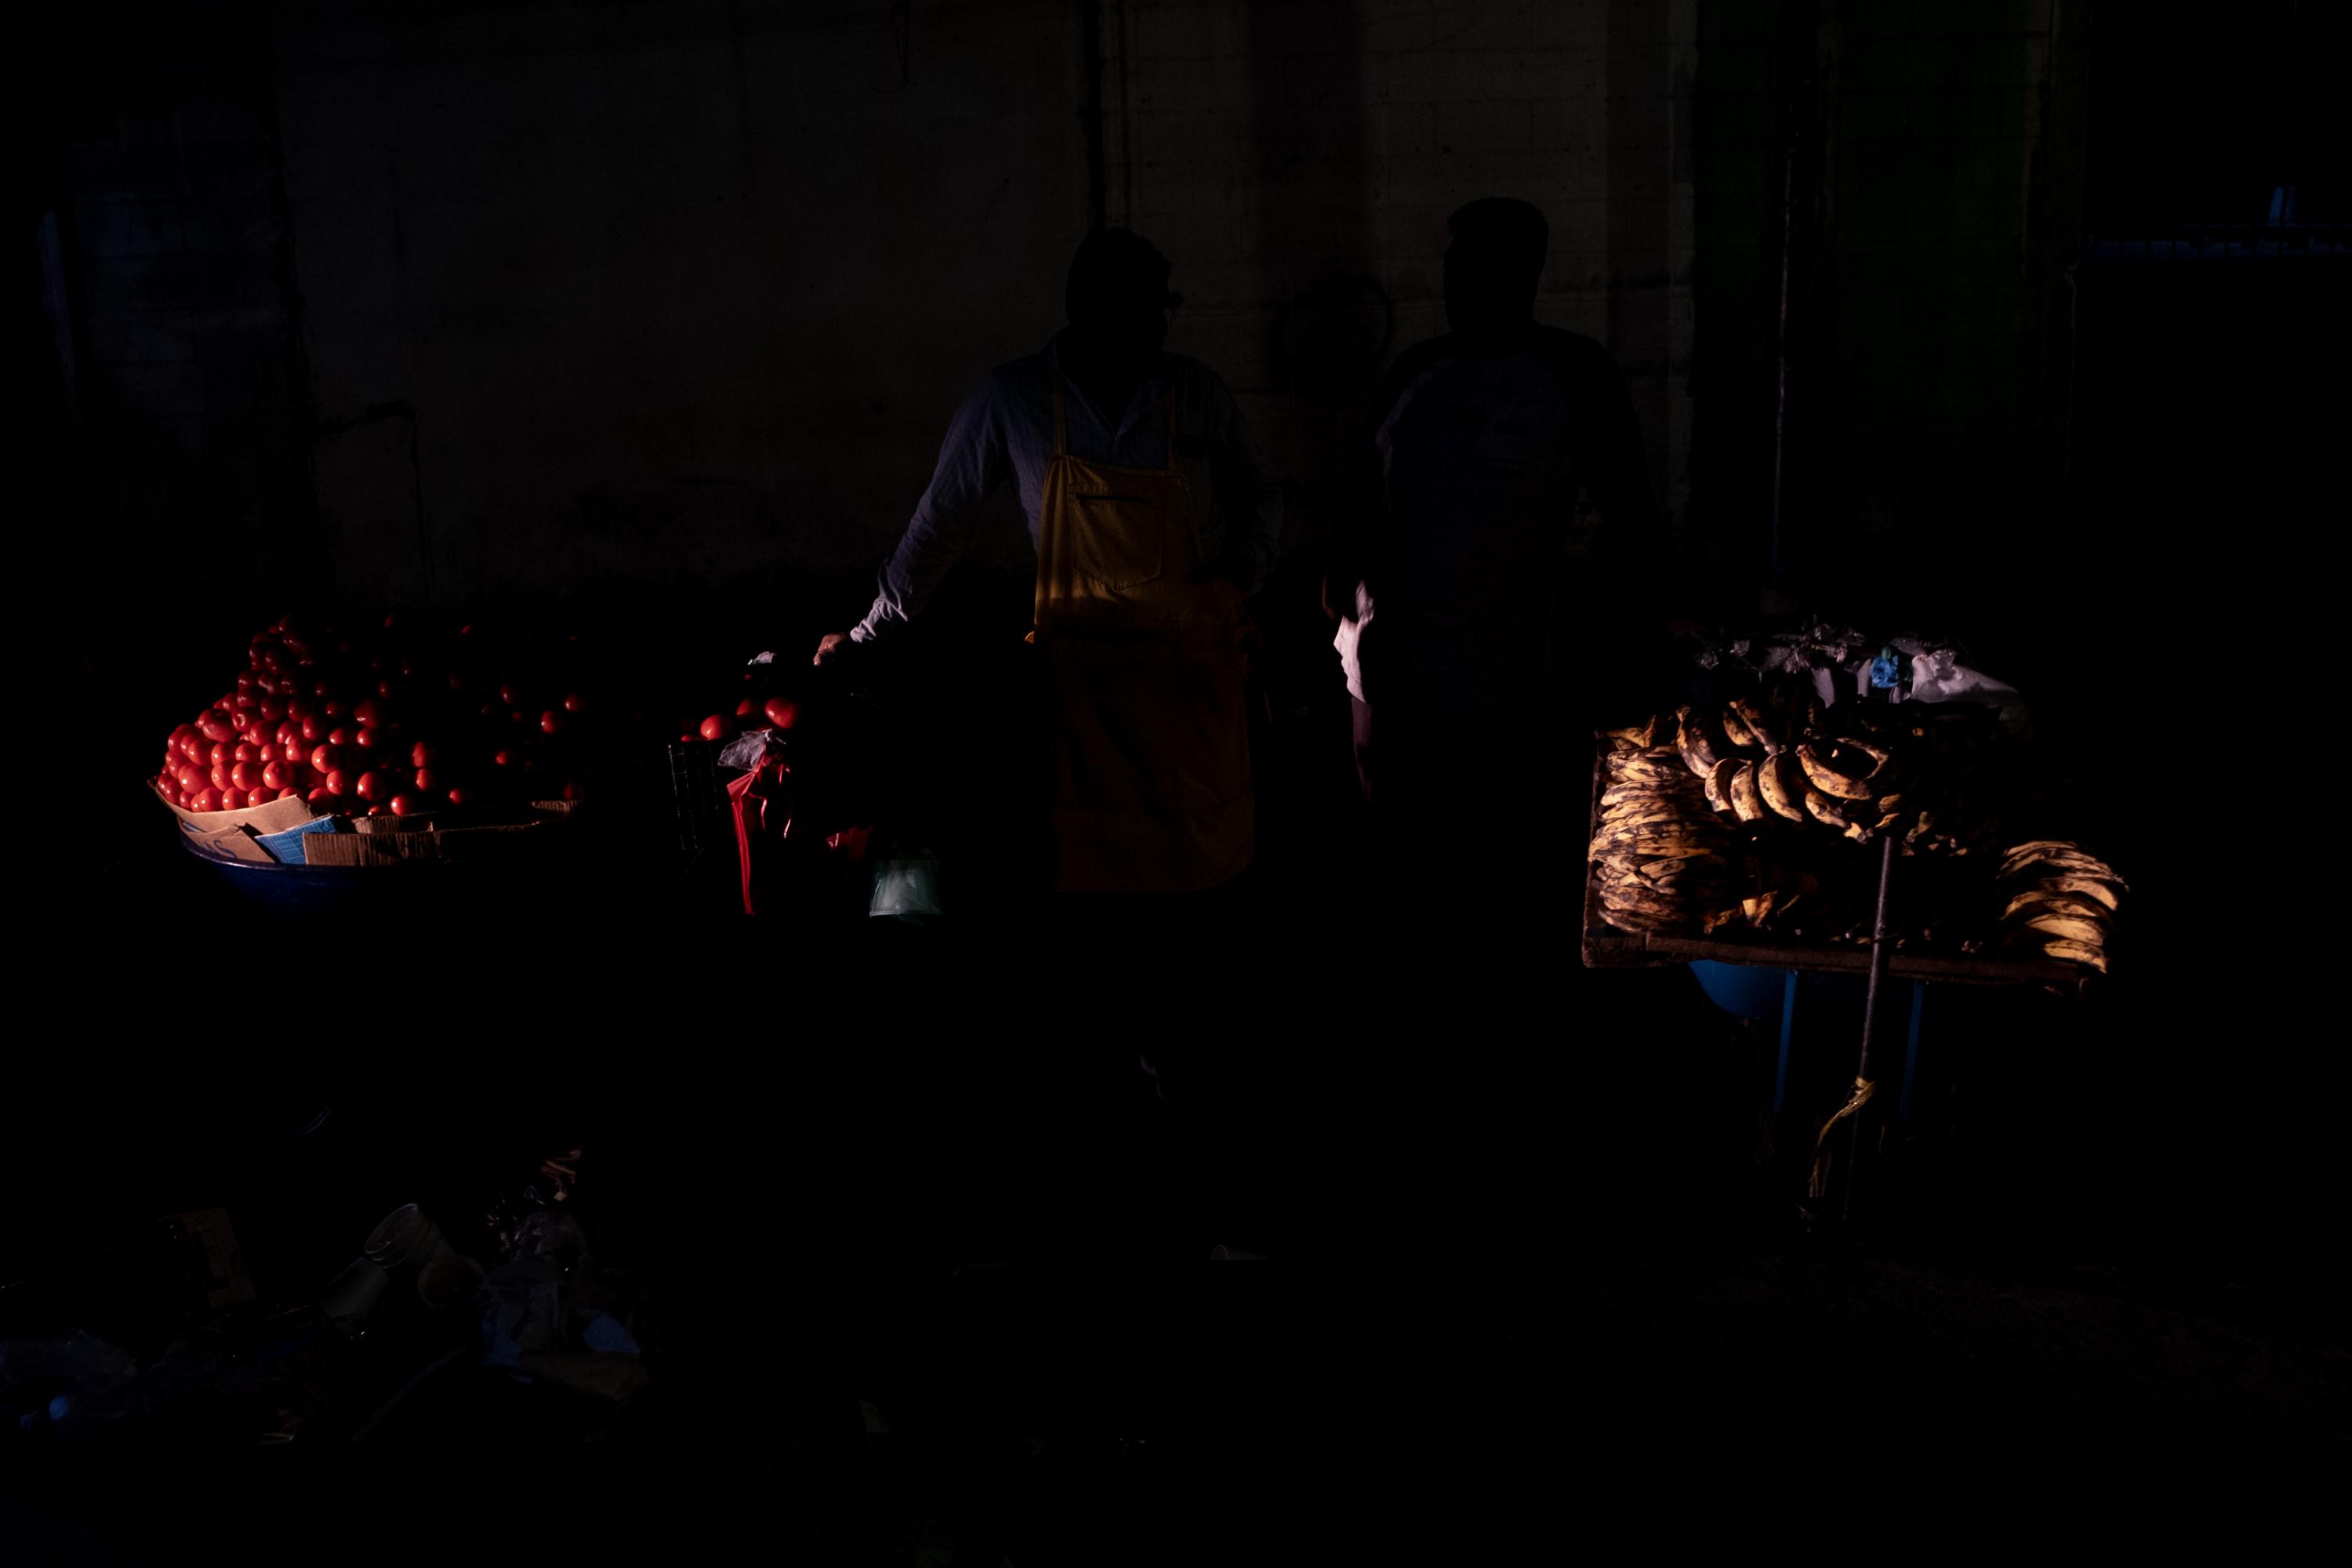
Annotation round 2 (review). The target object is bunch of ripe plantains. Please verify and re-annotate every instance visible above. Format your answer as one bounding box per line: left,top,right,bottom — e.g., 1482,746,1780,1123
1592,681,2123,972
1994,840,2125,973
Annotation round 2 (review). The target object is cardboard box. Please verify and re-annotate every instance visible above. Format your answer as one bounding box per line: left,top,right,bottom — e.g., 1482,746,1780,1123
151,779,318,836
301,819,547,866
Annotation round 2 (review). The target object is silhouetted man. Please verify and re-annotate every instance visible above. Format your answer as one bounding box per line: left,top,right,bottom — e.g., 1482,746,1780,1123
815,230,1279,905
1327,198,1675,920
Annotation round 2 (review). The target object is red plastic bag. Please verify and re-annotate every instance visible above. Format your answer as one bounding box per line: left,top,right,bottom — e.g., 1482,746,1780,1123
728,761,874,916
727,760,793,915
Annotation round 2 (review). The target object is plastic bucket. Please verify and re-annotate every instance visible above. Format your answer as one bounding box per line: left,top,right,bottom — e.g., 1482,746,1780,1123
1687,960,1790,1020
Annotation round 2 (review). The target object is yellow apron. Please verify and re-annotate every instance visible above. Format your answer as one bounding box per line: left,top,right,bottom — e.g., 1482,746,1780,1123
1031,375,1254,894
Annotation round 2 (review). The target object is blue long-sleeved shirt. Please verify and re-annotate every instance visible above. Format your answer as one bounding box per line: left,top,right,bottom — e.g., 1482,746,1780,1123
851,334,1281,643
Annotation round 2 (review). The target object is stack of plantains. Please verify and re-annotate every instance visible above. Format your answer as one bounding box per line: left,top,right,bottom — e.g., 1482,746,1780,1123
1589,720,1737,935
1996,840,2125,973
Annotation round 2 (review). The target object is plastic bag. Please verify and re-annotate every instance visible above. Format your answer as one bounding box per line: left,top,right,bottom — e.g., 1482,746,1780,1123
869,855,944,924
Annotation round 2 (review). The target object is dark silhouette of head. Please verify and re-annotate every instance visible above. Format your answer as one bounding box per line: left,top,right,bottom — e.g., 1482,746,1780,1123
1065,228,1179,376
1444,198,1548,342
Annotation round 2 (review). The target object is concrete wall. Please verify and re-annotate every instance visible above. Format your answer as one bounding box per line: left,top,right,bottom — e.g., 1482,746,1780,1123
44,1,313,659
1102,0,1699,579
272,0,1090,610
46,0,2074,636
1686,0,2074,617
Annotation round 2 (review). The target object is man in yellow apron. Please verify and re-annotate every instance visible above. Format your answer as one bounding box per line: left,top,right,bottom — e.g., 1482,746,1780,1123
814,230,1279,901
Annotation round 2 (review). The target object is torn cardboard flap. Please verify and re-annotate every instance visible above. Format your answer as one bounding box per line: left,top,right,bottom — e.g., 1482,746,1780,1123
153,779,318,837
188,822,276,863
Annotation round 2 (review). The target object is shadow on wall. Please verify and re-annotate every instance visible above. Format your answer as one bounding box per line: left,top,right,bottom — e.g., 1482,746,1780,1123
1246,0,1387,572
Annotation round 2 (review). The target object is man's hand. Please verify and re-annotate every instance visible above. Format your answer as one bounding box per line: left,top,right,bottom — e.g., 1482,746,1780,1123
812,633,851,666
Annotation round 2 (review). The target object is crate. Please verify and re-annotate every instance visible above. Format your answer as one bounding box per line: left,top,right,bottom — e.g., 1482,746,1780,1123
667,739,728,855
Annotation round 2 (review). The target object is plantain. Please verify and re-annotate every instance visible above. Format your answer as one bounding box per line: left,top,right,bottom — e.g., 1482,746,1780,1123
1699,758,1732,815
1600,716,1665,750
1804,786,1854,830
1759,752,1809,822
2020,913,2109,946
1610,754,1689,786
1798,742,1877,800
1727,760,1766,823
1717,704,1760,750
2002,851,2128,890
2025,873,2121,913
2038,938,2110,975
1676,706,1726,778
1727,695,1780,753
1638,844,1725,862
1833,736,1893,775
2002,888,2114,924
1998,842,2127,887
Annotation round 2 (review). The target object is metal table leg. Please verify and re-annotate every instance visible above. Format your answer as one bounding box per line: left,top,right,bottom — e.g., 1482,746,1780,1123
1773,969,1798,1116
1900,981,1927,1128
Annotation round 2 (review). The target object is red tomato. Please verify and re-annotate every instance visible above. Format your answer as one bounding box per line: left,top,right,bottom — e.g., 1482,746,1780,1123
234,691,260,711
210,762,233,791
354,726,379,750
208,742,229,766
735,697,759,717
299,713,327,742
354,699,383,728
366,804,387,817
191,787,221,812
262,758,297,792
764,697,798,730
355,770,388,803
508,710,528,726
479,700,499,718
325,768,352,797
219,787,247,811
699,714,732,742
411,740,437,768
198,713,237,743
323,697,347,719
445,786,471,807
493,750,516,767
499,684,523,708
310,743,344,775
539,710,564,735
277,787,301,800
237,674,258,694
389,793,420,816
256,742,277,765
414,767,439,792
376,677,400,700
563,692,586,714
307,786,337,806
230,760,263,793
259,698,285,722
328,725,354,747
561,780,583,801
234,742,259,763
678,733,695,742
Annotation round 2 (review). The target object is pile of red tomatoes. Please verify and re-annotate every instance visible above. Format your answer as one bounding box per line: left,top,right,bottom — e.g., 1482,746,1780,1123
158,614,602,818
